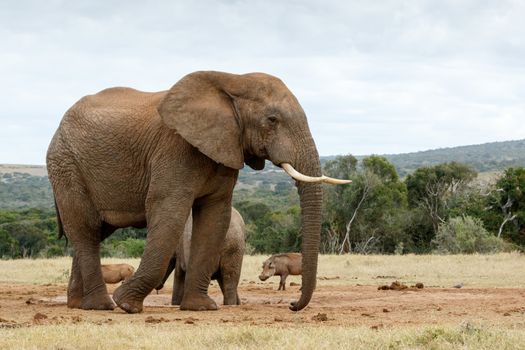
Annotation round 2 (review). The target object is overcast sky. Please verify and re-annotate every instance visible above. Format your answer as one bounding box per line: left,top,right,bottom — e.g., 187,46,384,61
1,0,524,165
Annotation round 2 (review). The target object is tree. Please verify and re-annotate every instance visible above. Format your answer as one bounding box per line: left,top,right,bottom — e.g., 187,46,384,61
362,155,399,182
323,154,357,180
236,202,272,223
405,162,477,249
323,155,408,254
1,221,47,257
0,228,19,257
246,206,301,253
486,167,525,245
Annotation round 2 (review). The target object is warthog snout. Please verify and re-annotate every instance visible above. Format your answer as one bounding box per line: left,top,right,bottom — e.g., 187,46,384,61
259,274,270,281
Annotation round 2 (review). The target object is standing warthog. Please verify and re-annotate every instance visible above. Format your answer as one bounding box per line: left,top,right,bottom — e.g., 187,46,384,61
101,264,135,284
259,253,302,290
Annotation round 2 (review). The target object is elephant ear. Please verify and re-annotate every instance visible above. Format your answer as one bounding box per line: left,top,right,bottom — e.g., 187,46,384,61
158,71,244,170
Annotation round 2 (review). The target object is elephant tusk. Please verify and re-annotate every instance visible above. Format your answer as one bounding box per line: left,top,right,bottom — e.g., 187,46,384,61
280,163,352,185
322,176,353,185
281,163,324,183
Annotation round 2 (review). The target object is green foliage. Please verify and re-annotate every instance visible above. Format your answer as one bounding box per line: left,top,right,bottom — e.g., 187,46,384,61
487,167,525,245
246,206,301,254
404,162,477,251
362,155,399,182
323,155,409,254
432,216,510,254
235,202,272,223
101,238,145,258
0,208,62,258
236,198,301,254
405,162,477,207
0,227,19,257
110,227,147,240
323,154,357,179
233,178,301,254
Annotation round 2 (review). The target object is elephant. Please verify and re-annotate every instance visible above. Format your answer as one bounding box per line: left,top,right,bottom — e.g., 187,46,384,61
156,207,245,305
46,70,350,313
101,264,135,284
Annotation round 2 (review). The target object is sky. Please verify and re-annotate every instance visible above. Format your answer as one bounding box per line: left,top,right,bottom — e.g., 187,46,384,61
1,0,524,165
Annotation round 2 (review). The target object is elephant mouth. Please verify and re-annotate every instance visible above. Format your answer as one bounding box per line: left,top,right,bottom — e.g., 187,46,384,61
259,275,270,281
280,163,351,185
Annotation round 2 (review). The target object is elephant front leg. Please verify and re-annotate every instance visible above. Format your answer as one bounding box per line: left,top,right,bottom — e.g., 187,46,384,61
180,201,231,311
113,203,191,314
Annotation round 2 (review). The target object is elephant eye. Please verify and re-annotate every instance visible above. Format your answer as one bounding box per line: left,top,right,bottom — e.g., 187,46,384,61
267,115,278,124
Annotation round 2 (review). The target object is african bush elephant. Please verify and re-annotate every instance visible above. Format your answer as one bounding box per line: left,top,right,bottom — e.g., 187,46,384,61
156,207,245,305
46,70,350,313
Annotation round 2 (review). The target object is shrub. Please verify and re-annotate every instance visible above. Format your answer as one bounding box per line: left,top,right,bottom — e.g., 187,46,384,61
432,216,510,254
101,238,145,258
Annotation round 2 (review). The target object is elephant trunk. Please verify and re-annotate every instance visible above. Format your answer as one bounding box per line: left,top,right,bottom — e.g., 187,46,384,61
289,141,323,311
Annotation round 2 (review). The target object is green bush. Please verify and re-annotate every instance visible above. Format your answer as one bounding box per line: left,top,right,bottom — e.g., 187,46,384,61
40,244,66,258
101,238,145,258
246,206,301,254
0,228,19,258
432,216,510,254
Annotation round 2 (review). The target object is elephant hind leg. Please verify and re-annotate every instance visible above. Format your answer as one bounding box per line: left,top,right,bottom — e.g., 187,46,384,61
67,255,83,308
171,261,185,306
55,188,114,310
218,257,242,305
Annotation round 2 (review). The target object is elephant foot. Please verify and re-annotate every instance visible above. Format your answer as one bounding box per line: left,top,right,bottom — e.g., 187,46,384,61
112,285,143,314
171,295,182,306
67,296,83,309
81,293,115,310
223,294,240,306
180,294,218,311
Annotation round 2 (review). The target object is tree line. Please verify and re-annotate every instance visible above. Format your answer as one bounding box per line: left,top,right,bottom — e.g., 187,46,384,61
320,155,523,254
0,157,524,258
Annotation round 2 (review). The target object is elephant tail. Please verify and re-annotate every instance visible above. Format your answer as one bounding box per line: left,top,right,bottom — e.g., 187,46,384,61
54,199,68,247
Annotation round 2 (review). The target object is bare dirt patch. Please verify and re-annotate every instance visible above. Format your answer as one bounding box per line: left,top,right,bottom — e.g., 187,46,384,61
1,282,524,329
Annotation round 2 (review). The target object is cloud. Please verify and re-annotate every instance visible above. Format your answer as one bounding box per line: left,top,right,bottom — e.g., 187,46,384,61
0,0,524,163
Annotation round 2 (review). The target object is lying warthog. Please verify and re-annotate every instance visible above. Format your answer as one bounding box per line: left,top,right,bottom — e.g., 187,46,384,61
259,253,302,290
101,264,135,284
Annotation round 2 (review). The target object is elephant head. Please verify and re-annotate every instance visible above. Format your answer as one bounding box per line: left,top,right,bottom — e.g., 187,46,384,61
157,71,349,311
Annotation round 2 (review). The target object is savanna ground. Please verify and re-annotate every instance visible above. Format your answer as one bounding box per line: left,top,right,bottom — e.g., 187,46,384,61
1,254,525,349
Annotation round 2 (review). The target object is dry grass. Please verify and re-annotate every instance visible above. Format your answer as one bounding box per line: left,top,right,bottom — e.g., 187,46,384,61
1,253,524,288
1,322,525,350
1,254,525,349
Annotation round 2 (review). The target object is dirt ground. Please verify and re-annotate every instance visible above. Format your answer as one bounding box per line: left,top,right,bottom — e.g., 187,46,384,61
1,281,525,330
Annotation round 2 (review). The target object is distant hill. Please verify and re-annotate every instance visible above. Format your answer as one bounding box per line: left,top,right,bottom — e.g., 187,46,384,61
376,139,525,176
1,139,524,208
0,164,47,176
0,171,53,208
